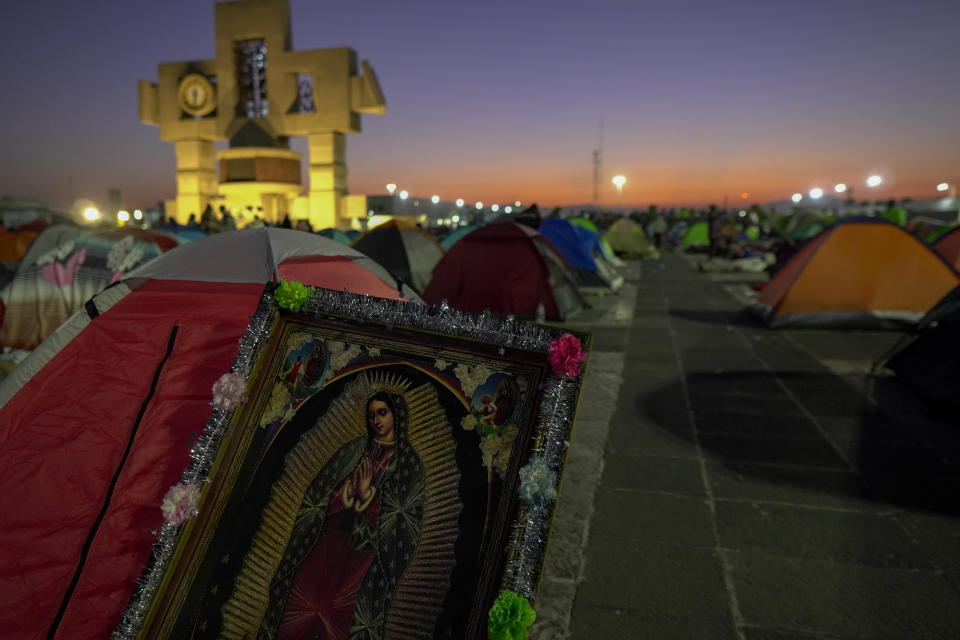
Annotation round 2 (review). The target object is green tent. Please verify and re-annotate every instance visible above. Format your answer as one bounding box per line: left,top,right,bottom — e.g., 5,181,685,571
788,219,828,242
882,205,908,227
681,221,710,247
603,218,658,258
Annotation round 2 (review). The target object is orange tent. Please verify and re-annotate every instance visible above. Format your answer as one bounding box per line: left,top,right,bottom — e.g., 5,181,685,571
753,219,960,328
0,230,38,264
934,227,960,270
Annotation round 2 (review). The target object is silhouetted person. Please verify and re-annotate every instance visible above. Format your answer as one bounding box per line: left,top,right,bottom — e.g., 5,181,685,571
280,214,293,229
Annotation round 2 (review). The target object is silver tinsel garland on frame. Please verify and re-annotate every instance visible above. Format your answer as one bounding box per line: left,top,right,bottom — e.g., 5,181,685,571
502,376,579,598
113,286,584,638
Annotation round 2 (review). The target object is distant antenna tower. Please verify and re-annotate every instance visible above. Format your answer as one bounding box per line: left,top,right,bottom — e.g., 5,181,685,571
592,119,603,205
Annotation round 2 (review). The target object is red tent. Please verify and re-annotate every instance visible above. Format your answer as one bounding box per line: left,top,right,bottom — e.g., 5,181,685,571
0,229,418,639
934,226,960,270
423,222,583,320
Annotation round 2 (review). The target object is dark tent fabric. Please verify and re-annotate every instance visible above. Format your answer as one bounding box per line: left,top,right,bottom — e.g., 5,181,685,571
0,229,418,640
887,285,960,410
350,219,444,294
423,222,583,320
512,204,542,230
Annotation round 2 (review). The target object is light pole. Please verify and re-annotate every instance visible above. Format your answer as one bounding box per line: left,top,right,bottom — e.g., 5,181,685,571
937,182,959,221
866,174,882,216
612,175,626,208
834,183,848,216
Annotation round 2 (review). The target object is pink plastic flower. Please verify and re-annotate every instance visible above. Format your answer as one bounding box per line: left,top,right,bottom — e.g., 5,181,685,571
161,482,202,526
548,333,586,377
212,372,247,411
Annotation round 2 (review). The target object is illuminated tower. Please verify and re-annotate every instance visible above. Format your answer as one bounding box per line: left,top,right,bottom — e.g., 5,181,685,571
138,0,386,229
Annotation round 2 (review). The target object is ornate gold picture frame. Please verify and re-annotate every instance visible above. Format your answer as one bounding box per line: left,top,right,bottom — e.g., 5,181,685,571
115,284,589,640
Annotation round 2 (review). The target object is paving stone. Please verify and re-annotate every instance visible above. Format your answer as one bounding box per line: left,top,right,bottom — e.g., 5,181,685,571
715,501,932,570
600,454,706,497
729,550,960,639
543,508,588,579
577,536,732,618
605,419,699,459
531,577,577,640
590,489,714,546
690,392,804,415
697,433,848,468
569,606,738,640
693,411,824,440
705,461,879,510
894,512,960,577
743,627,859,639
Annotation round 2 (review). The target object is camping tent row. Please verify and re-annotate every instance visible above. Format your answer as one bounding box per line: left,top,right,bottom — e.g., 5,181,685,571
0,228,420,639
347,219,628,318
752,219,960,328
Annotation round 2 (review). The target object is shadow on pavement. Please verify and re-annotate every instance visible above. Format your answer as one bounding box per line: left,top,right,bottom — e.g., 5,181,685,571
643,370,960,517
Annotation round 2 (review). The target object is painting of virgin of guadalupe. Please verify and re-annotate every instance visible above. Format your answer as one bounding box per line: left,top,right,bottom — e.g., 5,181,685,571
173,365,483,640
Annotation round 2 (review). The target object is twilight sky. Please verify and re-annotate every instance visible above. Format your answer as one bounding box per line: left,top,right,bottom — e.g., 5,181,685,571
1,0,959,211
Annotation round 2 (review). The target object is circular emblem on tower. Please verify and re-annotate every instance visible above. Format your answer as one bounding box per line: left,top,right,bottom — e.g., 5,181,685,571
178,73,217,116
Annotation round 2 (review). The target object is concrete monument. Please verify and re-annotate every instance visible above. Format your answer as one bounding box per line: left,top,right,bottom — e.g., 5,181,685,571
139,0,385,229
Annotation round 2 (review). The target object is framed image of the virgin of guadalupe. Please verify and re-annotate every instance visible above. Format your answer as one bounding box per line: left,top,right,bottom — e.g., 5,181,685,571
117,283,590,640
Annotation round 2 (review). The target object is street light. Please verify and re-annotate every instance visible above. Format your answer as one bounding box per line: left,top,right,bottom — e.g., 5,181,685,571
937,182,960,221
82,207,100,222
611,175,626,207
504,206,513,214
117,210,130,223
514,201,521,207
809,187,824,200
431,195,440,204
791,193,802,204
866,175,882,216
133,209,143,221
386,183,397,195
834,183,847,194
491,204,500,212
399,190,409,200
456,198,465,208
475,202,483,210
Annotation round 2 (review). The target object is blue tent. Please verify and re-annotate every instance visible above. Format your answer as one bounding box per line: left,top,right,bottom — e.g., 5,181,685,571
155,222,207,243
538,218,622,292
440,224,477,250
538,218,600,271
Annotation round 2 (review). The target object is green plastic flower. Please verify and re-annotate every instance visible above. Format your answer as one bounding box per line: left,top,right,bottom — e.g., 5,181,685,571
488,590,536,640
274,280,313,311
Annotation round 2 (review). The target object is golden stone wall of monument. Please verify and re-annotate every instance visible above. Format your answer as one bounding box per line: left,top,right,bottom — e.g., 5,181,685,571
139,0,385,229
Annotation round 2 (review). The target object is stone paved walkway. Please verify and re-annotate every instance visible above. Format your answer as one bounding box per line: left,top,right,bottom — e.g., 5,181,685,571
535,253,960,640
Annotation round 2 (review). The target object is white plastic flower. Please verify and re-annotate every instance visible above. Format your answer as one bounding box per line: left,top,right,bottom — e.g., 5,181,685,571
453,362,493,397
328,341,362,372
518,457,558,507
434,358,450,370
479,423,518,477
211,372,247,411
161,482,202,526
260,384,291,426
